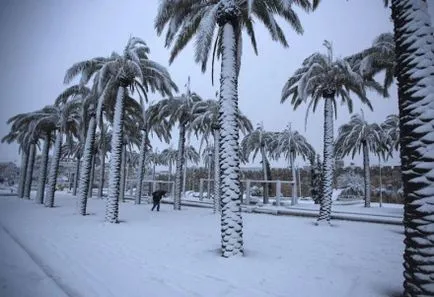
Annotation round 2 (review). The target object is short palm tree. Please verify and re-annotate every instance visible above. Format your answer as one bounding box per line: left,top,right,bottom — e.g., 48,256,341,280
241,123,278,204
381,114,399,156
272,123,315,204
159,147,178,183
281,40,372,223
155,0,318,257
334,112,384,208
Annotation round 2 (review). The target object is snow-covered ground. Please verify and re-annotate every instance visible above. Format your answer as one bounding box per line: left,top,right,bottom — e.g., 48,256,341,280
0,192,404,297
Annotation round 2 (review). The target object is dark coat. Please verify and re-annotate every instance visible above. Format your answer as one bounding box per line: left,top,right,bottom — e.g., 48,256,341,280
152,190,167,203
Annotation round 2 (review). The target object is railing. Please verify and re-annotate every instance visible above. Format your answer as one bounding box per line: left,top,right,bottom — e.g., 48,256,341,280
198,178,296,206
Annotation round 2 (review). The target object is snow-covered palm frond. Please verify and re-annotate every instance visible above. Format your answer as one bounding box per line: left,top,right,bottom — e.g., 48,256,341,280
381,114,399,154
241,125,278,162
272,124,315,161
155,0,315,74
281,41,371,128
63,57,109,85
334,113,385,160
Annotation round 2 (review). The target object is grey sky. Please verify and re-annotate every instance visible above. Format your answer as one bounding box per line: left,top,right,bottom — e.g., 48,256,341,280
0,1,433,168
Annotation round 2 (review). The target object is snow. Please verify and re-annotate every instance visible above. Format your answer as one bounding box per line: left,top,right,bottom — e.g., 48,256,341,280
0,192,405,297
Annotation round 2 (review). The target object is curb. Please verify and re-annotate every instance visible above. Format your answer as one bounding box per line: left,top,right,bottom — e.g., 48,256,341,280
159,199,403,226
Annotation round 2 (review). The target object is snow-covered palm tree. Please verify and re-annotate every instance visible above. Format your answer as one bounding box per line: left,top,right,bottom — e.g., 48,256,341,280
281,41,372,223
135,105,172,204
272,123,315,204
155,0,318,257
40,102,81,208
383,1,434,293
66,37,176,223
241,123,279,204
191,98,252,212
147,85,202,210
2,112,38,198
159,147,178,182
334,112,384,208
381,114,399,156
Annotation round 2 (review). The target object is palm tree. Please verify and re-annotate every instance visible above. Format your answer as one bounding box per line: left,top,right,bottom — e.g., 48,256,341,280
159,147,178,184
155,0,318,257
182,144,201,196
381,114,399,155
147,84,202,210
65,37,177,223
241,123,278,204
272,123,315,205
281,41,372,223
42,102,80,208
384,1,434,294
135,104,172,205
191,97,252,212
334,112,384,208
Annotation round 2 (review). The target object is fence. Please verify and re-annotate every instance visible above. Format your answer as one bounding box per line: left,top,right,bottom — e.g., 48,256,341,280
198,178,297,206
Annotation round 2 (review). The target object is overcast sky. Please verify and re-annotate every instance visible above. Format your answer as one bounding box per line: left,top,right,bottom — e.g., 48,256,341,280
0,1,433,168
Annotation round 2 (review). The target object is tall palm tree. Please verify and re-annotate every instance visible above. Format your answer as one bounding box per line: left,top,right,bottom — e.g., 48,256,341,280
385,1,434,294
66,37,176,223
281,41,372,223
155,0,318,257
191,97,252,212
272,123,315,204
241,123,278,204
334,112,384,208
147,85,202,210
42,102,80,208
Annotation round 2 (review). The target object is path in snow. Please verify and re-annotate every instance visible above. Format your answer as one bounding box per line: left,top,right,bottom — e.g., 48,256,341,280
0,224,70,297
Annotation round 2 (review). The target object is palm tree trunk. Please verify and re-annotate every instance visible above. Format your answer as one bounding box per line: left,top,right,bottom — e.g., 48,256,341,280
182,158,188,197
23,143,36,199
391,0,434,295
135,129,147,204
362,142,371,208
88,154,96,198
218,20,244,257
317,97,334,223
174,124,186,210
213,128,221,213
261,148,269,204
119,144,127,203
134,128,147,204
45,130,63,208
290,152,297,205
36,133,51,204
207,155,212,199
105,87,125,223
97,149,105,198
72,157,80,196
18,148,29,198
78,115,97,215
